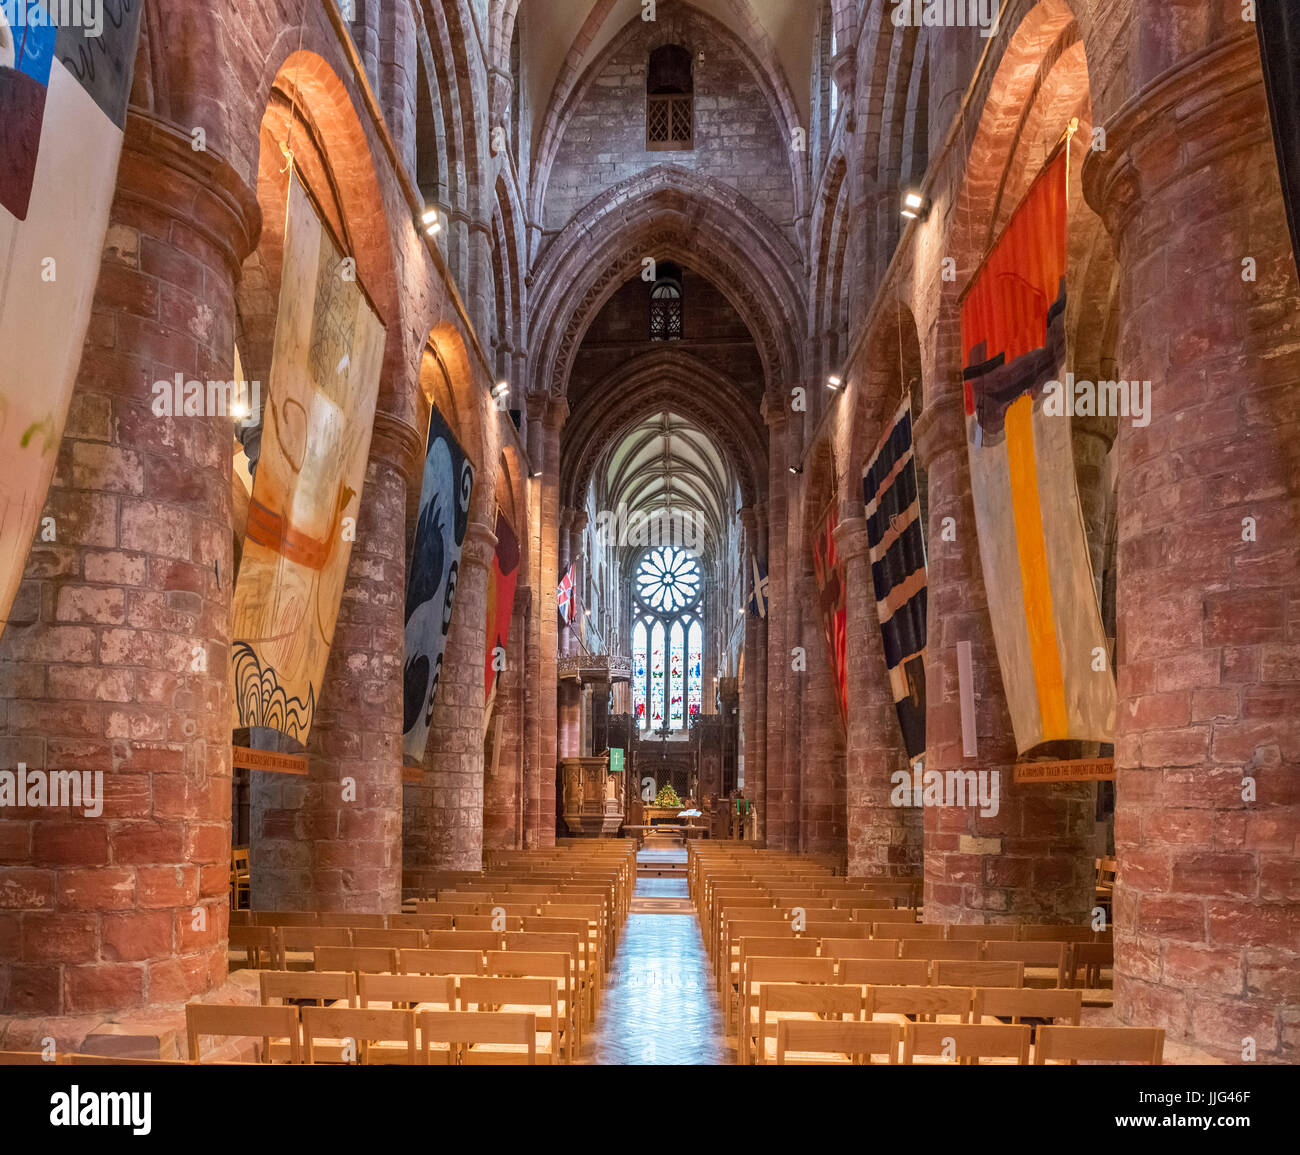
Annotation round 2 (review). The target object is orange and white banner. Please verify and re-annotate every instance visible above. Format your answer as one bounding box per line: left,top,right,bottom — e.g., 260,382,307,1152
960,151,1114,754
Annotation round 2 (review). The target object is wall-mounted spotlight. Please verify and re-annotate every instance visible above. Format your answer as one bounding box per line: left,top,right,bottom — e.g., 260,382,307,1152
421,207,442,236
826,374,844,391
901,188,930,221
492,380,510,400
789,465,802,476
531,468,543,480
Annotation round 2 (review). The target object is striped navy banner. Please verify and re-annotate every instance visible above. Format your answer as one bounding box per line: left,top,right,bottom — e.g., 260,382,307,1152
862,396,928,759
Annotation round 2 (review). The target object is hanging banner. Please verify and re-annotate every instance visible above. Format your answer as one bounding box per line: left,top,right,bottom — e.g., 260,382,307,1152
862,396,928,759
0,2,144,640
403,401,473,765
231,178,386,743
811,503,848,727
483,507,520,715
960,150,1115,754
1258,5,1300,268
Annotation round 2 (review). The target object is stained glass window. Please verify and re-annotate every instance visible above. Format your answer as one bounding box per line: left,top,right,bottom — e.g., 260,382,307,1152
669,620,685,728
633,621,648,724
635,546,701,614
688,619,703,720
650,621,666,729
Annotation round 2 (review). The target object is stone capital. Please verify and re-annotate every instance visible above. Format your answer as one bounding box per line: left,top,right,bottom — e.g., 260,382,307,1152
833,515,870,564
461,520,499,574
369,412,425,487
913,389,966,472
120,111,262,280
513,584,532,614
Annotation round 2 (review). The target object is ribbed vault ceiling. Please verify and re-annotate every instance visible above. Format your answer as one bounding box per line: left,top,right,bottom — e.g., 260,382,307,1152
602,411,732,549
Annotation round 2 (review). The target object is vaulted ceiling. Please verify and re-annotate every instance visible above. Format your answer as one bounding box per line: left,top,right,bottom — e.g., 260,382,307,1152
602,411,734,550
522,0,820,147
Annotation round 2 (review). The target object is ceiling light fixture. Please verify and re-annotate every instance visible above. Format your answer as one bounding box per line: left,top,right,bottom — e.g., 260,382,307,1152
827,375,843,390
492,380,509,399
901,188,930,220
421,207,442,236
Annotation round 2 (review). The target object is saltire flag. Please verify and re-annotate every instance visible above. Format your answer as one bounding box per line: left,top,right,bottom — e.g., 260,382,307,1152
960,149,1115,754
747,553,769,619
862,395,928,759
1258,4,1300,267
0,2,144,641
557,562,575,625
232,179,386,744
402,401,473,765
811,503,848,726
483,508,520,720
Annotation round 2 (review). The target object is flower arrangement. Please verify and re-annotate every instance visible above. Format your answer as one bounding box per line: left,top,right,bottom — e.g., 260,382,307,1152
654,783,684,808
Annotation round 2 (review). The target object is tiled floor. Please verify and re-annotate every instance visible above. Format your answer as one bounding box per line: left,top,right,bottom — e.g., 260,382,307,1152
582,856,731,1065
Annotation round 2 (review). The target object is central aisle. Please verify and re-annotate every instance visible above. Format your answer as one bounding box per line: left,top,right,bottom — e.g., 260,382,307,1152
582,855,729,1065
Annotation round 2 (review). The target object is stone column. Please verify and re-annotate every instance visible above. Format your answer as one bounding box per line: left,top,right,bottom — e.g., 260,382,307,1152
250,414,418,913
914,390,1094,925
837,516,920,876
0,114,259,1046
412,519,497,871
738,506,765,819
1083,32,1300,1062
763,408,791,848
483,586,531,851
537,399,566,845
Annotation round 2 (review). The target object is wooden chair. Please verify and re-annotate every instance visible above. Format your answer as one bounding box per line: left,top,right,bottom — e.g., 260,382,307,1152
775,1020,901,1065
729,937,820,1031
838,958,929,988
821,938,899,960
388,913,454,932
738,956,838,1062
455,914,526,932
317,912,386,929
1067,941,1114,989
313,946,398,976
417,1011,537,1066
486,951,575,1059
230,848,250,910
458,977,562,1064
358,973,456,1012
426,930,504,952
228,925,283,971
1034,1025,1164,1065
252,911,317,927
862,908,919,925
301,1006,418,1065
864,985,973,1026
903,1022,1032,1065
933,960,1024,989
186,1004,300,1063
973,987,1082,1026
280,925,351,968
399,948,486,976
753,983,864,1064
1019,925,1097,943
981,940,1068,987
899,939,981,961
505,931,590,1025
890,923,946,940
804,920,869,940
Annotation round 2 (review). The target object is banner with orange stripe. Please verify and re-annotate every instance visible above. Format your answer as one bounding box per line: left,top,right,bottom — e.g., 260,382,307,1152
960,151,1114,754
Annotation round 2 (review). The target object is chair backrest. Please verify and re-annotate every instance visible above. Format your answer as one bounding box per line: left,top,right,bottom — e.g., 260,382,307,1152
358,973,456,1010
891,923,946,940
739,936,820,962
252,911,317,927
426,930,503,952
864,985,973,1022
745,956,838,987
838,958,929,987
317,913,386,928
280,926,351,952
314,946,398,975
399,948,486,976
486,951,569,985
821,938,899,960
804,920,870,940
301,1006,418,1064
1034,1025,1164,1065
947,924,1017,941
259,970,356,1008
388,914,454,931
862,908,918,924
416,1011,536,1065
185,1003,300,1063
973,986,1082,1026
756,982,863,1062
903,1022,1032,1064
981,940,1068,984
776,1020,901,1065
523,916,589,937
0,1050,66,1064
228,925,283,969
1019,925,1096,942
353,928,426,950
933,961,1024,989
899,940,981,961
459,976,559,1035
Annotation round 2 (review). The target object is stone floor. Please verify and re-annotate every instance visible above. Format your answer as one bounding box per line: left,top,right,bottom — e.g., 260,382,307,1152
581,854,731,1065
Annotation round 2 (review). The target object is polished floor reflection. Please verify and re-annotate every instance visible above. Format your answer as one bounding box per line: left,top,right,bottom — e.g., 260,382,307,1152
583,861,729,1065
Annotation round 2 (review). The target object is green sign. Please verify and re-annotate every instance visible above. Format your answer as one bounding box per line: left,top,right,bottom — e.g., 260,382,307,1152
609,748,624,774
